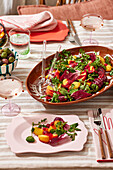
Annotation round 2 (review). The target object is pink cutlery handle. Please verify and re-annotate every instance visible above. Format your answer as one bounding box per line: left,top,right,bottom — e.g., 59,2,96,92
104,129,113,158
98,129,106,159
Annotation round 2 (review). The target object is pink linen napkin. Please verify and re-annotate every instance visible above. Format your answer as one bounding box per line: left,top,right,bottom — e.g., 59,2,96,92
88,109,113,162
0,11,57,32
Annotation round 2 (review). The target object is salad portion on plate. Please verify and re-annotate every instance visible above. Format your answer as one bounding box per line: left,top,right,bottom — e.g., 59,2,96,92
43,49,113,103
5,114,88,154
26,116,81,146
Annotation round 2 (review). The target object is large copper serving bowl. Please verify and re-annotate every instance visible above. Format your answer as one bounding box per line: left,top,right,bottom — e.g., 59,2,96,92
26,46,113,105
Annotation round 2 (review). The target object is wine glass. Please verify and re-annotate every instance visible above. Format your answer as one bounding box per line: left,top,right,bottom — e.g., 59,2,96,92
81,13,103,45
0,76,23,116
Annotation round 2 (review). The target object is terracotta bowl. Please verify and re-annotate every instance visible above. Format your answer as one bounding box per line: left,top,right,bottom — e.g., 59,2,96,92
26,46,113,106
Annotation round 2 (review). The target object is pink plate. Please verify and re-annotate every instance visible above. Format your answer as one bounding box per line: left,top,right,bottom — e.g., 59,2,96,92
5,114,88,154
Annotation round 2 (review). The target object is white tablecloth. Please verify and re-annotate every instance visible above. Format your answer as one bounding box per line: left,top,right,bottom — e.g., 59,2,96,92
0,20,113,170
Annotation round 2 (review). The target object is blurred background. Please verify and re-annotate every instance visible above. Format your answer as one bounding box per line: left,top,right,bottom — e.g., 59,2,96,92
0,0,70,15
0,0,39,15
0,0,79,15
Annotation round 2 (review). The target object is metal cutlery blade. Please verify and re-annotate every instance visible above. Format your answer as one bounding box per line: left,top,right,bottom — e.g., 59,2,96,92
67,19,82,46
73,34,82,46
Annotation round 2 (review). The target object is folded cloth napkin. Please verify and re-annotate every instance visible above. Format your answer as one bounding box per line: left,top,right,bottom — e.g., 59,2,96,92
88,109,113,162
0,11,57,32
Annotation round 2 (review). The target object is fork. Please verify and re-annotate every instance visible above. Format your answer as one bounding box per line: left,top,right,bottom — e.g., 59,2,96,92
98,108,113,158
93,110,106,159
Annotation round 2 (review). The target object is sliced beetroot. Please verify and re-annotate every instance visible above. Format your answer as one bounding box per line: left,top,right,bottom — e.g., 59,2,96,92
70,62,77,68
54,117,64,122
50,136,71,146
93,67,107,88
58,95,67,102
93,74,107,88
60,70,80,81
47,133,53,140
54,117,70,130
69,72,80,82
56,91,62,96
64,123,70,131
46,124,50,128
98,67,105,75
71,90,91,100
89,53,96,62
43,130,49,135
50,121,54,126
43,127,47,131
60,70,68,81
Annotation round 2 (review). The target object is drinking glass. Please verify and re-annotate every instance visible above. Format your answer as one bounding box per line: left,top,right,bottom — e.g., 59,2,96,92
9,28,30,59
81,13,103,45
0,76,23,116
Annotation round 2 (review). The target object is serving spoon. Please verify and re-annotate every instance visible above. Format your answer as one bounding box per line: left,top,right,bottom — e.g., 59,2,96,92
37,44,62,95
37,40,46,94
46,44,61,81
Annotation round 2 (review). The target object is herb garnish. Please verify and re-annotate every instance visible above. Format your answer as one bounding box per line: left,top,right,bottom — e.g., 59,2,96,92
110,69,113,76
32,118,47,128
105,56,111,65
26,117,81,143
26,136,35,143
44,48,112,103
50,121,81,141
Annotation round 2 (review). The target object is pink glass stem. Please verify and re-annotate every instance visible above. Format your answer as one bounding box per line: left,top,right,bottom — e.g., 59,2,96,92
90,31,93,44
9,100,12,112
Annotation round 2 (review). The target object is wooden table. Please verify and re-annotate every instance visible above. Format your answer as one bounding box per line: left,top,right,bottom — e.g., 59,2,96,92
0,20,113,170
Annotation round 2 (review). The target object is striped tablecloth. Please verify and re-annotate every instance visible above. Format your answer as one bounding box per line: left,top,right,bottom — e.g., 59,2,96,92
0,20,113,170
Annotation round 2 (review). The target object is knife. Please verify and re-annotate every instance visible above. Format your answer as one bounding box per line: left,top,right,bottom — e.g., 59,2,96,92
68,19,82,46
99,108,113,158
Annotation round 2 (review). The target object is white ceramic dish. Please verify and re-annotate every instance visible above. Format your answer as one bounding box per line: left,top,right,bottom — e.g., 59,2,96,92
5,114,88,154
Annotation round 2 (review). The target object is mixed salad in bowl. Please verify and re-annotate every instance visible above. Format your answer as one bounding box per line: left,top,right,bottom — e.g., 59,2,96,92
42,49,113,103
